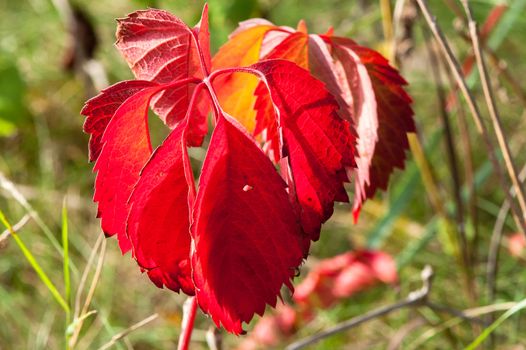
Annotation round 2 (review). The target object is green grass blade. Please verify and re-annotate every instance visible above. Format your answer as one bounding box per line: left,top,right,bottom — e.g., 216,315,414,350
0,172,62,255
464,298,526,350
0,209,70,314
62,198,71,320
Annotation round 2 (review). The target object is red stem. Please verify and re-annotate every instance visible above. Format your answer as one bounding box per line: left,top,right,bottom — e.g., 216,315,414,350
181,83,205,201
165,76,202,90
177,296,198,350
206,65,269,124
203,80,224,124
177,79,203,350
208,66,264,83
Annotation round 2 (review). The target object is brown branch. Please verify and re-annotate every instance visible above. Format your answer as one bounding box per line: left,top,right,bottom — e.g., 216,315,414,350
286,264,489,350
415,0,526,236
286,267,435,350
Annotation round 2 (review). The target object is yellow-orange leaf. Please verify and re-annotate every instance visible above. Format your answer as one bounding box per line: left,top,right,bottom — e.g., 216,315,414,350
212,25,273,131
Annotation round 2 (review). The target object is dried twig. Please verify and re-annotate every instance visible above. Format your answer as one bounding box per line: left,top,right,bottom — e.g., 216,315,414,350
97,313,159,350
286,266,434,350
460,0,526,236
415,0,526,236
486,164,526,305
80,238,106,318
387,317,426,350
422,24,473,298
0,171,63,254
0,214,30,246
426,302,486,325
439,47,480,265
69,233,105,348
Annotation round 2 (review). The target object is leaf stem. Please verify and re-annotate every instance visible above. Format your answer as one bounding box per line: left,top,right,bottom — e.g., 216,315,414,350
177,297,198,350
164,77,202,90
181,82,205,201
208,66,264,83
202,79,224,124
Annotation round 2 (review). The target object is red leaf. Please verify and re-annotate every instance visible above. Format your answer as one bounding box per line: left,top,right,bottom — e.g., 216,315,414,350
329,38,415,219
236,303,298,350
89,85,161,253
81,80,156,162
508,233,526,257
252,81,280,161
116,8,209,142
193,4,211,74
252,60,355,243
191,114,304,334
127,122,194,294
293,250,397,308
212,22,274,132
265,32,309,69
252,32,309,161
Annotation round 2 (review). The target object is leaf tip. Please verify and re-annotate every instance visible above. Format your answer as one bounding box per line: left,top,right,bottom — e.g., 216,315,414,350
296,19,308,34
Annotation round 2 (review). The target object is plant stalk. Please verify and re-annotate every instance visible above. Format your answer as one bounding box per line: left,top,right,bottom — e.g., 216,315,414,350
177,297,198,350
460,0,526,235
415,0,526,236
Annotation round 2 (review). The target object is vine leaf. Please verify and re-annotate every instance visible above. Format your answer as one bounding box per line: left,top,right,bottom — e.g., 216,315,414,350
191,114,303,334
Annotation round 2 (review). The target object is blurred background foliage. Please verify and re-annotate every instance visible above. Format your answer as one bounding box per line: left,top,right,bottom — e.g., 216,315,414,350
1,0,526,349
